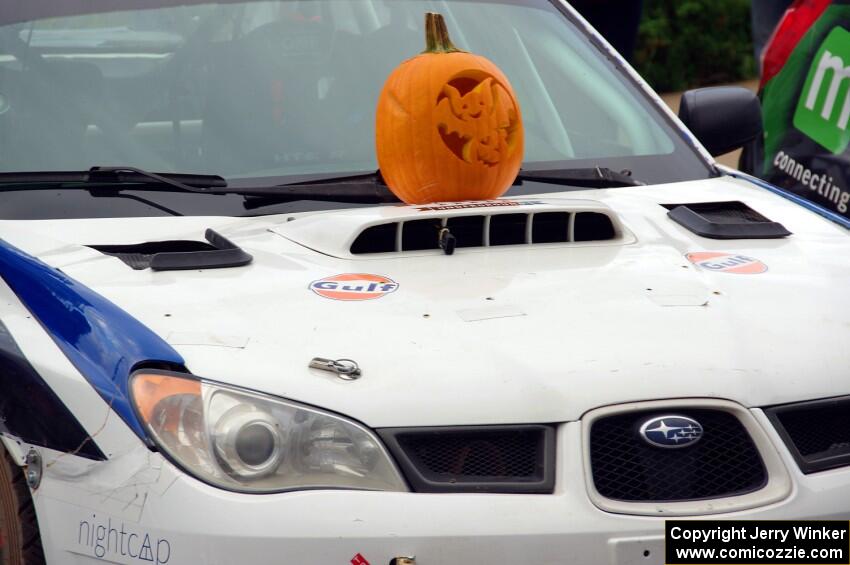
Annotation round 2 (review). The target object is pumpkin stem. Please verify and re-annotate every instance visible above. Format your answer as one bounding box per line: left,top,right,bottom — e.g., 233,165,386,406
423,12,463,54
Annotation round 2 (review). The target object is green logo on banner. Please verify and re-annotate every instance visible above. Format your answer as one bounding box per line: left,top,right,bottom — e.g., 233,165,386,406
794,26,850,154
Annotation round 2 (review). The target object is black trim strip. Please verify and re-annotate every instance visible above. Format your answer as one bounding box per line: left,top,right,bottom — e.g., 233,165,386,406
0,320,105,460
377,424,556,494
765,396,850,474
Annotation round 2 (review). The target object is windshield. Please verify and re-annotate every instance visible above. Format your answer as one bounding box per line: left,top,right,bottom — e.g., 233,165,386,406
0,0,711,211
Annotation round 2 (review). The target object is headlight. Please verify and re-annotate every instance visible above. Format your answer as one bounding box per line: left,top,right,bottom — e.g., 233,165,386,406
130,371,406,493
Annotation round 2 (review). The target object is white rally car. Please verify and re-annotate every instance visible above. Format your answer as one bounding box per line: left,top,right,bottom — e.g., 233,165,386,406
0,1,849,564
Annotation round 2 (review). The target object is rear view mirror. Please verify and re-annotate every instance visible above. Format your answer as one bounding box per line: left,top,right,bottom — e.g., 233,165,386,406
678,87,763,157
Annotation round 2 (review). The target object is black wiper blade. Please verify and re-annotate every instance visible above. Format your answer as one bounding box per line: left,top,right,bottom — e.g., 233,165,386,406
276,170,385,187
243,170,399,205
243,167,642,206
515,167,644,188
0,167,228,190
0,165,640,204
0,167,396,203
89,166,228,191
245,183,397,204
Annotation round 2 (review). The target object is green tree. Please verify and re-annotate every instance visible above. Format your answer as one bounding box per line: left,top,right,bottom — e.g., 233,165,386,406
634,0,756,92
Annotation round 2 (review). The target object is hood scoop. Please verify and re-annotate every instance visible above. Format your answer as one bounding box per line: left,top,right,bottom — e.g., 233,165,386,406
89,229,252,271
351,211,619,255
272,199,633,258
665,201,791,239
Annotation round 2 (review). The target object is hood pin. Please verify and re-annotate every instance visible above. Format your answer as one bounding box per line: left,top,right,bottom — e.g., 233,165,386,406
309,357,362,380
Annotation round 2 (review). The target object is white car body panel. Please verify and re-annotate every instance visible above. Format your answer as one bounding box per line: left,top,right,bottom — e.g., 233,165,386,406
1,173,848,563
2,177,846,429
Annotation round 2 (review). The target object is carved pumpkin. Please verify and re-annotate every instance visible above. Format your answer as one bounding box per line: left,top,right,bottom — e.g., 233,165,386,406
375,13,524,204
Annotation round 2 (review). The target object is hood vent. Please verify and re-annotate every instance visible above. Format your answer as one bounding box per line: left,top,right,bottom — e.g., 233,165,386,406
270,198,632,258
351,211,619,255
90,229,252,271
664,201,791,239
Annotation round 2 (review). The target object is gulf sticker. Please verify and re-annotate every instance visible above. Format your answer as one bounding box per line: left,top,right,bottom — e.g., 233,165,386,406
309,273,398,301
686,252,768,274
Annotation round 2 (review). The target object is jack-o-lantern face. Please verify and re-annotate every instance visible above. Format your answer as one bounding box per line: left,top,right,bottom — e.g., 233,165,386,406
436,72,521,167
375,13,524,204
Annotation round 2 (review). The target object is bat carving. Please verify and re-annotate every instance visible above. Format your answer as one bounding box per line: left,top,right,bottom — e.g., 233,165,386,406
435,76,519,166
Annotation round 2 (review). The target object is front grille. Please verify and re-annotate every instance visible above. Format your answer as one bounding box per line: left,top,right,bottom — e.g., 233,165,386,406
766,396,850,474
590,409,767,502
378,425,555,493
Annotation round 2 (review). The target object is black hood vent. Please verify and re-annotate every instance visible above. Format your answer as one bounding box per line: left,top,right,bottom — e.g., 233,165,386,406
351,211,619,255
664,201,791,239
90,229,252,271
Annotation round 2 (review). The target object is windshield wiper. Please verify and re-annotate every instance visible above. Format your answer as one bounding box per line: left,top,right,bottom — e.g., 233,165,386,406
514,167,644,188
264,171,399,203
246,167,642,207
259,166,643,201
239,171,400,206
0,167,228,191
0,166,642,206
89,166,228,192
0,167,227,193
0,167,400,203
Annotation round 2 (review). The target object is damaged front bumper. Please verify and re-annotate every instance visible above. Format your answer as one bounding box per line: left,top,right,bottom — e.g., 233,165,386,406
25,419,850,565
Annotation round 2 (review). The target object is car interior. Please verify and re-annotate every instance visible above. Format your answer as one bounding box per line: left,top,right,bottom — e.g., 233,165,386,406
0,0,677,181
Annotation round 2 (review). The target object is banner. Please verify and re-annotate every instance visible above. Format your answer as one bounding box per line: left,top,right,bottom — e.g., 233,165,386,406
758,2,850,220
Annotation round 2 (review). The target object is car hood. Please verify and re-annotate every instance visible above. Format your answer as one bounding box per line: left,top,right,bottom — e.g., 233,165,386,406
3,175,849,427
